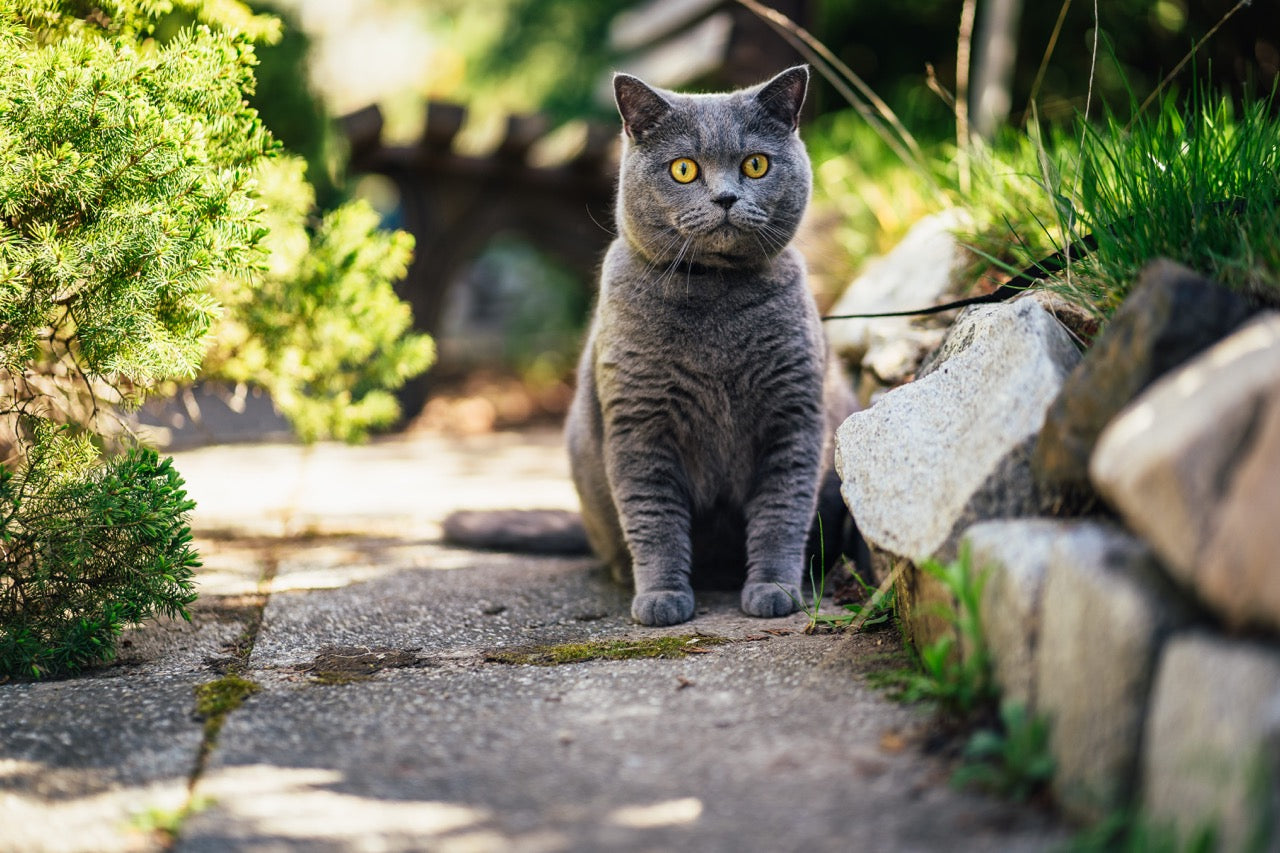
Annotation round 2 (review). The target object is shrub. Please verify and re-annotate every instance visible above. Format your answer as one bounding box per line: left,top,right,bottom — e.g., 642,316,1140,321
0,0,433,677
0,427,199,678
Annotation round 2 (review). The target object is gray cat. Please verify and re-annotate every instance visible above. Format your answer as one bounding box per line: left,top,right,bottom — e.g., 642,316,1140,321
565,65,860,627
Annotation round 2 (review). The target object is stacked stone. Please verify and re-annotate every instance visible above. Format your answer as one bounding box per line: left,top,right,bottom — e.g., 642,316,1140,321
833,253,1280,847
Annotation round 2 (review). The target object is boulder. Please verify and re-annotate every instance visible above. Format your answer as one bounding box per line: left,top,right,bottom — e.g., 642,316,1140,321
1019,290,1101,347
825,209,970,390
962,519,1066,709
1143,633,1280,851
1199,393,1280,632
836,297,1081,565
1090,313,1280,589
1034,260,1254,500
1034,523,1190,821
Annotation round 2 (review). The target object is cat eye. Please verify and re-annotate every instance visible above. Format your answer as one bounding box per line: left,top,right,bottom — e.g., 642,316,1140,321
670,157,699,184
741,154,770,178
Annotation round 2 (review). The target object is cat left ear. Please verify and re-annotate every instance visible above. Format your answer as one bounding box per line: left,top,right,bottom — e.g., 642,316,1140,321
756,65,809,132
614,73,672,140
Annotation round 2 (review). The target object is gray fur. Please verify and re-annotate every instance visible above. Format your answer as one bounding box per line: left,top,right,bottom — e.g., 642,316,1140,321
566,66,857,627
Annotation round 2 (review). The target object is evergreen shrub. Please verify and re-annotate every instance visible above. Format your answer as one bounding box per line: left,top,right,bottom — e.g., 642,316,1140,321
0,0,433,676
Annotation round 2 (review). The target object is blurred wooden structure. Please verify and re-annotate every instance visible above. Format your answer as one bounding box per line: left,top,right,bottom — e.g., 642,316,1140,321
341,0,809,416
609,0,809,93
342,103,616,415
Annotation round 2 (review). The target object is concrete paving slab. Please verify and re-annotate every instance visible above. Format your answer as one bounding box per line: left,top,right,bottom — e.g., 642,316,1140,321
184,629,1059,852
173,429,577,539
0,673,204,852
1,430,1067,852
185,529,1061,851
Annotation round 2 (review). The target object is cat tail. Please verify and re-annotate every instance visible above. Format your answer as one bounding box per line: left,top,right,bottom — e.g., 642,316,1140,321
442,509,592,556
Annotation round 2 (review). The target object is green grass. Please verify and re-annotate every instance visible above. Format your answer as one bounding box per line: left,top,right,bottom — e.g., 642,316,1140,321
788,557,898,634
485,634,727,666
872,545,996,720
1032,87,1280,314
780,515,897,634
1062,810,1217,853
952,700,1055,802
808,84,1280,320
128,796,213,846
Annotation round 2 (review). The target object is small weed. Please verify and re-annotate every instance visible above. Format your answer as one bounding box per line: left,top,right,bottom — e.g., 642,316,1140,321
783,517,897,634
794,561,898,634
486,634,727,666
129,795,212,845
952,700,1054,802
874,545,996,719
1062,809,1217,853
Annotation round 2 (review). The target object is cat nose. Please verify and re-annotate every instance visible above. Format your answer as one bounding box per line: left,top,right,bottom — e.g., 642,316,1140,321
711,192,739,209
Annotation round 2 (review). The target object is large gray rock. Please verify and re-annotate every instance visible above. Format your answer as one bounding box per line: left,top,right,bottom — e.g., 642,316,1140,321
1034,260,1254,500
963,519,1066,709
1034,524,1190,821
825,209,970,388
1090,313,1280,589
836,297,1081,564
1199,393,1280,632
1143,634,1280,852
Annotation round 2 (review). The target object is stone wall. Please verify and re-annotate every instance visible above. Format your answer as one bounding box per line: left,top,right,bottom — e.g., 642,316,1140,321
831,238,1280,846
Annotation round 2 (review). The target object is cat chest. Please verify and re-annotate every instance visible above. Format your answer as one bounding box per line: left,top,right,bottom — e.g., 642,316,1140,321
595,336,820,446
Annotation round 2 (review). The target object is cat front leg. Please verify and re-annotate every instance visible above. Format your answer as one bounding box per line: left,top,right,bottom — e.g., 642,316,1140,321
741,423,823,618
605,441,696,626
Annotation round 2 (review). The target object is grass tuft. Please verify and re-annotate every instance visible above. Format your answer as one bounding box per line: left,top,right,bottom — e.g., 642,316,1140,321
1046,86,1280,312
951,700,1055,802
873,545,996,719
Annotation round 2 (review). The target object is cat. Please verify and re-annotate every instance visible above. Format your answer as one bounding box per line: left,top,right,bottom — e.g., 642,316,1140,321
563,65,862,626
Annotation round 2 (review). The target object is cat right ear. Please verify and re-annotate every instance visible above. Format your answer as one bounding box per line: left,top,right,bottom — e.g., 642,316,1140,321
614,73,671,140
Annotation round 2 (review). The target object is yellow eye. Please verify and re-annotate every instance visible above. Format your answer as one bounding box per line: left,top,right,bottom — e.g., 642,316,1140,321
742,154,770,178
670,158,699,183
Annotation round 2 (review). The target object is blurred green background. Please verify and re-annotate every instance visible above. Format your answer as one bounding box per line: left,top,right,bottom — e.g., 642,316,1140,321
244,0,1279,427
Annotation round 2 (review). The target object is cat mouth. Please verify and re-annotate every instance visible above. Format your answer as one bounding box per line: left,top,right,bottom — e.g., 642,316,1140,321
712,213,746,235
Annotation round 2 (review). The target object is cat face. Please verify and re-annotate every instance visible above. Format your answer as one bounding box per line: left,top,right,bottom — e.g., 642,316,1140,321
613,66,812,269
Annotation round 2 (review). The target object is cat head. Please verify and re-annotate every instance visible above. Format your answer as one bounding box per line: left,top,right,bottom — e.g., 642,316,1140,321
613,66,812,269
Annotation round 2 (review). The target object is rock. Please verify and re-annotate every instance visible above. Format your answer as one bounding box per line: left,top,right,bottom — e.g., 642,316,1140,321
1019,291,1101,346
825,209,970,390
963,519,1066,709
1090,313,1280,588
1199,394,1280,632
836,297,1081,565
1143,633,1280,852
1034,523,1190,821
861,333,946,388
1034,260,1254,500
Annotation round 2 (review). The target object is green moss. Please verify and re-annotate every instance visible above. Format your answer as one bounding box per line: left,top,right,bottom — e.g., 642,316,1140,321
194,674,260,739
486,634,727,666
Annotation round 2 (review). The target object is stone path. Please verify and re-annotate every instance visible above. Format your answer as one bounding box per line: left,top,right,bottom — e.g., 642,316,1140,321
0,428,1064,852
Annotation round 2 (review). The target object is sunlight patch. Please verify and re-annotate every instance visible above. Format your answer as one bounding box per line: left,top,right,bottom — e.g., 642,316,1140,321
606,797,704,828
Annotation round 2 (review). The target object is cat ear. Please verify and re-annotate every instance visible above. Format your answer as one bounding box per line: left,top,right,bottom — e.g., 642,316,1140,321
614,73,672,140
755,65,809,131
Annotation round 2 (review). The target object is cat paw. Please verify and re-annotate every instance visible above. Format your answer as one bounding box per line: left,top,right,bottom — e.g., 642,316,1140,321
631,590,696,626
741,582,801,618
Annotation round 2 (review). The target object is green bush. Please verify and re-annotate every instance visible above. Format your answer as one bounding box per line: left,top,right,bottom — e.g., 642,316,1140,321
0,0,433,677
203,155,434,442
0,427,198,678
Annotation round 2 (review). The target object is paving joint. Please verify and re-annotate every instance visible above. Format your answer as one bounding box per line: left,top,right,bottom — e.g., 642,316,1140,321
171,531,286,849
